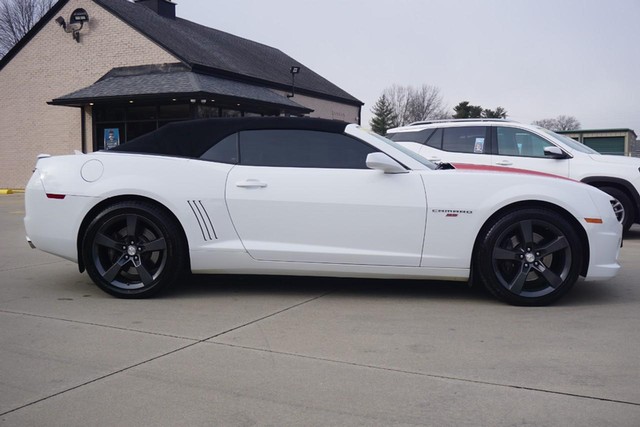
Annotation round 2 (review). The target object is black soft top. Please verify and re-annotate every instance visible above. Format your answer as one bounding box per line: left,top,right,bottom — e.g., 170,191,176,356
110,117,349,158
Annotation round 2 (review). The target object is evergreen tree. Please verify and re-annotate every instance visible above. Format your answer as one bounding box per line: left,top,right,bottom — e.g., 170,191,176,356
369,94,398,135
482,106,507,118
453,101,483,118
453,101,507,119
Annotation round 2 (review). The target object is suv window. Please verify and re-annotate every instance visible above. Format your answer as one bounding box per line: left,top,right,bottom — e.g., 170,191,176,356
387,128,435,144
239,129,377,169
425,128,443,149
497,127,554,158
442,126,487,153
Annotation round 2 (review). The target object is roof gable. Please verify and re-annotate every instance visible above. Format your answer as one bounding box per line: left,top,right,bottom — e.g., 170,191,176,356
0,0,71,71
93,0,362,105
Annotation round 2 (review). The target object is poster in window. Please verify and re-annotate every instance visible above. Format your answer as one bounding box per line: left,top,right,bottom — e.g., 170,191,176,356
104,128,120,150
474,137,485,153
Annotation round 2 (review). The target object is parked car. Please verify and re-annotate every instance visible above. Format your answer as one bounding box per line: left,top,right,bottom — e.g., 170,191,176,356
387,119,640,231
24,117,622,305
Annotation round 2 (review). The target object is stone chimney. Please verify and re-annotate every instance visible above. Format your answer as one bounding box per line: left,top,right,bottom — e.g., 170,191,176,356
135,0,176,20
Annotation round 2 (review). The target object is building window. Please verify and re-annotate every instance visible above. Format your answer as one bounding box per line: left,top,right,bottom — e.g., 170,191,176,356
93,103,191,150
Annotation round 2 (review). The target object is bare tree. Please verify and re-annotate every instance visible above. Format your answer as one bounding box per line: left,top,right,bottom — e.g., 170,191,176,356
554,115,581,131
0,0,55,57
383,84,448,126
532,115,581,131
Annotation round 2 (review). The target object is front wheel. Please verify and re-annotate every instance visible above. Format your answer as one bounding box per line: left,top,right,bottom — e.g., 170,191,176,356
82,201,186,298
476,208,583,306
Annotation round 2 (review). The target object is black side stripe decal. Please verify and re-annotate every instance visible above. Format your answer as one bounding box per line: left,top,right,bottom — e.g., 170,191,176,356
187,200,218,241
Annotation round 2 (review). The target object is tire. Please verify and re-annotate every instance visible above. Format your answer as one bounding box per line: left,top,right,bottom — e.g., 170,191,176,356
476,208,583,306
599,186,635,233
82,201,186,298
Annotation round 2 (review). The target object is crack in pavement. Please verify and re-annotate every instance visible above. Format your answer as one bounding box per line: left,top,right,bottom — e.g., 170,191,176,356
0,290,334,417
207,341,640,408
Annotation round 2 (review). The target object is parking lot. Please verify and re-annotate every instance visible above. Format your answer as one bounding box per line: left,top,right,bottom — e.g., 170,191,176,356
1,192,639,426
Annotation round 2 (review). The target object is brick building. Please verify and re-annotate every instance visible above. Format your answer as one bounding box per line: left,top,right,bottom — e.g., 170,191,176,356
0,0,363,188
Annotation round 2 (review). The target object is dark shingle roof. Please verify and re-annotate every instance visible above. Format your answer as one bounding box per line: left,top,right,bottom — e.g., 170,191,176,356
50,63,312,113
93,0,362,105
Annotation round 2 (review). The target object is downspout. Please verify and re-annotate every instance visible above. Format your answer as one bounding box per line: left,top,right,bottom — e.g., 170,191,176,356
80,106,86,153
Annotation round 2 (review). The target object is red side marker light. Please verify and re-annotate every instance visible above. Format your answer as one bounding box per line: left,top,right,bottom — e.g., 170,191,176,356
46,193,66,199
584,218,603,224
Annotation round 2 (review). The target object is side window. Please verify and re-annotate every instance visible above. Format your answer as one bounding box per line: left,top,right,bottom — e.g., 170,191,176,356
239,129,377,169
387,128,435,144
199,133,239,163
425,128,442,149
442,127,487,153
497,127,554,158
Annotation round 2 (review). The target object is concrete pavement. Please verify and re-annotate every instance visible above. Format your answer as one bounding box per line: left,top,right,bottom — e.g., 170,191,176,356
1,193,639,426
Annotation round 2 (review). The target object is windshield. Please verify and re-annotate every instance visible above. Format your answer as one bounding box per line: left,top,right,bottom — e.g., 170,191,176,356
538,128,601,155
364,130,437,169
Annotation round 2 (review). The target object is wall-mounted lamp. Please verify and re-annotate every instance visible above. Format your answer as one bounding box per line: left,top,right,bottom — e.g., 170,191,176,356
287,66,300,98
55,8,89,43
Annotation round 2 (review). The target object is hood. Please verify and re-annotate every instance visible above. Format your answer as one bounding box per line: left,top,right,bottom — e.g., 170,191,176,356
588,154,640,167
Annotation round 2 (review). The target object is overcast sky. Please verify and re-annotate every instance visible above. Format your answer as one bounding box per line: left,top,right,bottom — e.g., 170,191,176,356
178,0,640,133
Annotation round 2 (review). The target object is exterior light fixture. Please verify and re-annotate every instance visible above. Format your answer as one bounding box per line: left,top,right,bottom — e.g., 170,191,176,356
55,8,89,43
287,66,300,98
190,99,196,103
129,100,134,104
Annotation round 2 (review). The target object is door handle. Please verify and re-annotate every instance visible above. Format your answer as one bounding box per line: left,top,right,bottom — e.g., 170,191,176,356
426,157,441,163
495,160,513,166
236,179,267,188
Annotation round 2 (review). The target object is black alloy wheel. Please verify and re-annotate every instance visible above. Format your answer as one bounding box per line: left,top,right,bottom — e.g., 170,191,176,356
82,201,185,298
477,208,583,306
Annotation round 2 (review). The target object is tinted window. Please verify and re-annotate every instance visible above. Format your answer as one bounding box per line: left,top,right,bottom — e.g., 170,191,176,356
426,128,443,149
200,133,239,164
387,128,435,144
497,127,553,157
239,130,377,169
442,127,486,153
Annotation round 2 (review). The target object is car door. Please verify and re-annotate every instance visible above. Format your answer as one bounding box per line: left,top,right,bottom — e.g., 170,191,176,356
225,129,427,266
418,126,493,165
491,126,570,176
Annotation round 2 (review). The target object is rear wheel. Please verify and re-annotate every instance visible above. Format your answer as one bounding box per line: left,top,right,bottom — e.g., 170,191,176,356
599,186,634,232
82,201,185,298
476,208,583,306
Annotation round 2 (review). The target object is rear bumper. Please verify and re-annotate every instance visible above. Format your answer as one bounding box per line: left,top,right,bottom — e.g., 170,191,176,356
24,173,96,263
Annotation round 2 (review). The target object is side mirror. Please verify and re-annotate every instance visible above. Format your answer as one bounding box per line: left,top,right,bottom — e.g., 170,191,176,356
544,146,568,159
366,152,407,174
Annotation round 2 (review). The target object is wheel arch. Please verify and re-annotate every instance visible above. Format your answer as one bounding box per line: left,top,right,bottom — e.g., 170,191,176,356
76,195,190,274
472,200,590,278
581,176,640,223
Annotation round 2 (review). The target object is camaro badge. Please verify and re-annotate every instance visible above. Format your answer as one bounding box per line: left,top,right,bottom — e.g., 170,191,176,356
432,209,473,217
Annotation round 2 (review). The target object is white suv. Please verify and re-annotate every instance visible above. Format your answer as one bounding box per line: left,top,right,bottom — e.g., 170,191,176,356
387,119,640,231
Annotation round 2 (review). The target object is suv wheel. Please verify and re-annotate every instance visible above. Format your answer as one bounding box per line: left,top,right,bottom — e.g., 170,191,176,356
599,186,634,232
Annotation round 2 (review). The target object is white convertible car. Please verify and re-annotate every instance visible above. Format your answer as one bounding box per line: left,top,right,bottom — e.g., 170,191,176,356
24,118,622,305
